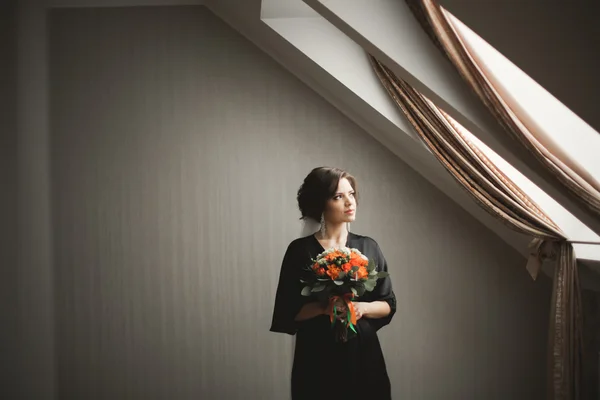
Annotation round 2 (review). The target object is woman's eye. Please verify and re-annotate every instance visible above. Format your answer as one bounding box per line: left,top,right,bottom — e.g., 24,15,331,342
333,195,342,200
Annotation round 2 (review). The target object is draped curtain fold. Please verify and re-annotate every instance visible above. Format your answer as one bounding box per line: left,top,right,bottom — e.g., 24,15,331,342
369,55,583,399
404,0,600,218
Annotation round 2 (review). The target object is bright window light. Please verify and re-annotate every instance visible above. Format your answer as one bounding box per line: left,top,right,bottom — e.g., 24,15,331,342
446,12,600,195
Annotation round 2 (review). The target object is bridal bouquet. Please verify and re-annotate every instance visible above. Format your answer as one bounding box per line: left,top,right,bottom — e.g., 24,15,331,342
300,247,389,342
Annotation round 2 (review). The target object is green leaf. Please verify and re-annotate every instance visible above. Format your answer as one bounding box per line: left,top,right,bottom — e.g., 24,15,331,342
311,284,326,292
351,266,359,273
317,278,330,282
301,286,312,296
364,280,376,292
334,280,344,286
337,272,346,280
368,270,378,276
377,271,390,279
367,260,376,272
356,286,366,297
351,287,358,296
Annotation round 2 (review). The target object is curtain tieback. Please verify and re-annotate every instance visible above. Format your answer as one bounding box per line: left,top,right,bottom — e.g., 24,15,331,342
526,238,558,280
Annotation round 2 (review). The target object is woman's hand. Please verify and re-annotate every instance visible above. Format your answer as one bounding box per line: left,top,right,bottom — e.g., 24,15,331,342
352,302,370,320
353,301,391,320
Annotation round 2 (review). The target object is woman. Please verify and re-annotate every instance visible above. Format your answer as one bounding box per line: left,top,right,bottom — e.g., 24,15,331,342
270,167,396,400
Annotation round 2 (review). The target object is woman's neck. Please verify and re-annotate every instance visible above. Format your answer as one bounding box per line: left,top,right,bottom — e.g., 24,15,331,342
316,223,348,245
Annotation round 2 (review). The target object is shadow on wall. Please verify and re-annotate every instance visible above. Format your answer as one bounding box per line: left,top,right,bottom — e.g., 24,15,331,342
0,0,18,399
582,289,600,399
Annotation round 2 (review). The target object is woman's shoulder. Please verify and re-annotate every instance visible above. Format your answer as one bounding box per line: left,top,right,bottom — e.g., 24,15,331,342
349,232,379,247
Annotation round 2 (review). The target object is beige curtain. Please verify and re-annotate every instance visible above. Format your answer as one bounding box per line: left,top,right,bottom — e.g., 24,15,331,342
369,56,583,400
404,0,600,219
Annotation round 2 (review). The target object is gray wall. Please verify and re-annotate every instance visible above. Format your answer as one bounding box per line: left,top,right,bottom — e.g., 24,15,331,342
441,0,600,133
0,1,18,398
582,289,600,399
17,1,56,399
49,6,552,399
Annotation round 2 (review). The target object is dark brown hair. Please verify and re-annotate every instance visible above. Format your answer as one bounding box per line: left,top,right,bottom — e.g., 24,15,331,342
297,167,358,221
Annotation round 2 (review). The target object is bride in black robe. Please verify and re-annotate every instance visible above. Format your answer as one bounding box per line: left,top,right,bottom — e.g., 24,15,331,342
270,167,396,400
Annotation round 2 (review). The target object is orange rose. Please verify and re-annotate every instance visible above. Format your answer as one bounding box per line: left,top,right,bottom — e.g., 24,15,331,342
317,267,326,276
356,266,368,280
326,266,342,280
326,251,343,263
342,263,352,273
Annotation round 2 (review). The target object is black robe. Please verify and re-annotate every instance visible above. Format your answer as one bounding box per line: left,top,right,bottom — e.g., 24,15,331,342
270,232,396,400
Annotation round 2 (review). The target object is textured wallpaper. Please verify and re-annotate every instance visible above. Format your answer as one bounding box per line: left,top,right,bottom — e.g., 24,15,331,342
1,2,18,398
49,6,552,399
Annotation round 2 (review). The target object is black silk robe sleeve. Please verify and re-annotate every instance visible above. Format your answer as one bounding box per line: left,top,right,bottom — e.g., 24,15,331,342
366,239,397,332
270,240,305,335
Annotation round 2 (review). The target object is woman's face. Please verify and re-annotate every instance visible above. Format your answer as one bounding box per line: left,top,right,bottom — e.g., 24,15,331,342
324,178,356,224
